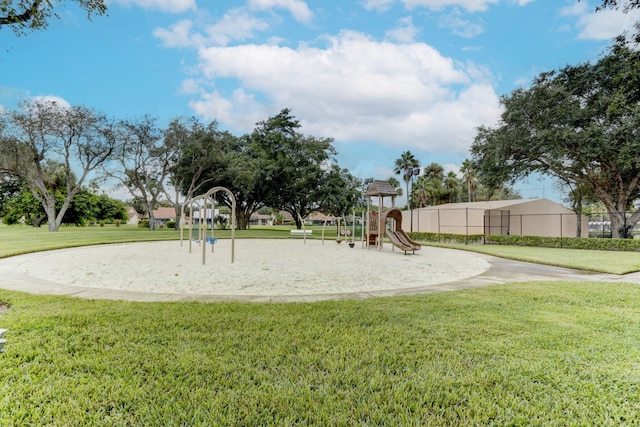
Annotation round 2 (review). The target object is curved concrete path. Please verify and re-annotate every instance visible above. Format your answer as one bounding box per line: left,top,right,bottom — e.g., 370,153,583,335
0,241,636,303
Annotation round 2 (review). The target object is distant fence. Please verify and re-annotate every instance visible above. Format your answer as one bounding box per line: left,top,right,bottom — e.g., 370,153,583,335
407,208,639,238
407,208,584,238
586,211,639,238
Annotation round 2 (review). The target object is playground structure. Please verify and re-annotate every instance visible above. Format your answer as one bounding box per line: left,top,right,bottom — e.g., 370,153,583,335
365,180,421,254
320,212,365,247
180,186,236,265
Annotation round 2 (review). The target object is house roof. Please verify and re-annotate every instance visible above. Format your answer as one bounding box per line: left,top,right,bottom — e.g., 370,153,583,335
152,207,177,219
365,180,399,197
250,213,271,220
307,212,338,222
126,206,142,219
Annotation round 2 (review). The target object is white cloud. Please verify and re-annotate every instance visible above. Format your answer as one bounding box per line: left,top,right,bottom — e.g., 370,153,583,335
20,96,72,117
153,19,197,47
561,2,640,40
189,89,269,133
112,0,196,13
444,163,460,176
385,16,420,42
406,0,498,12
178,78,202,95
29,95,72,110
204,9,270,46
361,0,396,12
189,30,500,154
438,8,485,37
363,0,499,13
248,0,314,24
154,10,271,48
559,1,588,17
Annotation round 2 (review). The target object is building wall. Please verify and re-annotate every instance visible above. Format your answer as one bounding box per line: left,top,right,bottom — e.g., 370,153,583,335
401,199,589,238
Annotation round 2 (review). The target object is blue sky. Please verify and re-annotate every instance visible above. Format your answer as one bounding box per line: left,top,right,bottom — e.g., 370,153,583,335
2,0,639,204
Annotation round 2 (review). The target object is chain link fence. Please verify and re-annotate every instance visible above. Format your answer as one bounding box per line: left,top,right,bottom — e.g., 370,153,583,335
407,207,640,238
586,211,639,238
408,208,588,237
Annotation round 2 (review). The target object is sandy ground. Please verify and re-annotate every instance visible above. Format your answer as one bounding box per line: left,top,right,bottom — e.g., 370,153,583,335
1,239,492,301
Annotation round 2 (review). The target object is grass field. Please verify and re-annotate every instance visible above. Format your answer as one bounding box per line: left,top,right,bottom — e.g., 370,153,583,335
1,225,639,425
0,224,343,258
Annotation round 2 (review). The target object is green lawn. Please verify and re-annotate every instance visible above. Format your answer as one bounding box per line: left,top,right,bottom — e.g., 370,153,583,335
1,225,639,425
434,242,640,275
0,224,342,259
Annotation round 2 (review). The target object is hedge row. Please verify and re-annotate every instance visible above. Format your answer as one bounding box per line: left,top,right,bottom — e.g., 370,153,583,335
486,234,640,252
408,232,484,245
408,232,640,252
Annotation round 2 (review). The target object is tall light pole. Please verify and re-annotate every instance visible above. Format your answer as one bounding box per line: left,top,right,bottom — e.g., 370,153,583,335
405,166,420,232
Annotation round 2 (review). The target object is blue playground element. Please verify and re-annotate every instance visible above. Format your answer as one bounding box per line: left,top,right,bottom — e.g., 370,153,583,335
205,237,218,244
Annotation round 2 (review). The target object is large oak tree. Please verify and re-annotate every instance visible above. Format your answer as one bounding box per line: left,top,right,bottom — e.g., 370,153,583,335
471,42,640,238
0,98,117,231
167,117,238,230
107,115,179,231
252,109,351,229
173,110,359,230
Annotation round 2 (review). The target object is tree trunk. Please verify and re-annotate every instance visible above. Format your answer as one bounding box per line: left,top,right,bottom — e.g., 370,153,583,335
575,212,583,238
44,198,60,232
147,202,156,231
236,210,251,230
32,215,45,227
173,204,181,231
609,210,625,238
571,192,583,237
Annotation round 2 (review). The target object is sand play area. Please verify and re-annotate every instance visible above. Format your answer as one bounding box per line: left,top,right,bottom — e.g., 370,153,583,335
0,239,494,302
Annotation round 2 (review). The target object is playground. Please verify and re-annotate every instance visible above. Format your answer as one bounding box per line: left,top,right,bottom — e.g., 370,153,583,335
0,239,492,302
0,181,612,303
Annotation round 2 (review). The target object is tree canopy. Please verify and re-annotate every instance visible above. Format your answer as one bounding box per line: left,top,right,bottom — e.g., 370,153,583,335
173,110,360,230
0,98,118,231
591,0,640,12
106,115,178,231
252,109,349,228
1,0,107,35
471,42,640,237
0,102,364,232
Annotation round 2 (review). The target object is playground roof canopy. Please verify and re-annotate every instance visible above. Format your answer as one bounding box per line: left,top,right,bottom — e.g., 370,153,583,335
365,180,399,197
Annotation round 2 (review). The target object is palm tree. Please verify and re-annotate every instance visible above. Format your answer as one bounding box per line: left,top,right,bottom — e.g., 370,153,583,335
412,177,431,208
393,151,419,208
444,171,460,203
460,159,477,202
387,177,403,197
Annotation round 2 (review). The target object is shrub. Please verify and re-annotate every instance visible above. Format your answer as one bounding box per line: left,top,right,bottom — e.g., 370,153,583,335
215,215,228,230
138,220,150,229
485,234,640,252
408,232,484,245
166,221,176,229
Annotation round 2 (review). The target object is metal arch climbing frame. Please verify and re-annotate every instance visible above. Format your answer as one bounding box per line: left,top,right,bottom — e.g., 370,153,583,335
201,186,236,265
180,187,236,265
181,193,206,255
